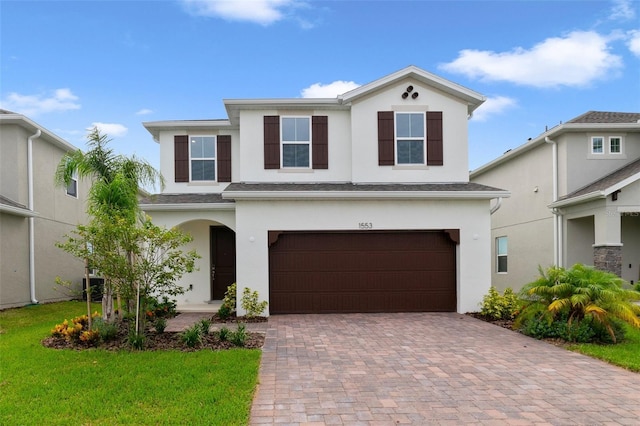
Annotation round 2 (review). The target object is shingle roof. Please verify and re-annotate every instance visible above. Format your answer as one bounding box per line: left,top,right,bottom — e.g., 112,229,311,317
224,182,504,192
0,195,28,209
139,193,233,205
559,158,640,201
567,111,640,124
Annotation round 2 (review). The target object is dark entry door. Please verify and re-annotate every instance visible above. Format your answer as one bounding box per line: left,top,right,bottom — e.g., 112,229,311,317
210,226,236,300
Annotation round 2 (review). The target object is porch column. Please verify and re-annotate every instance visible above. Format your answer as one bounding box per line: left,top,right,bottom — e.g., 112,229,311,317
593,209,622,276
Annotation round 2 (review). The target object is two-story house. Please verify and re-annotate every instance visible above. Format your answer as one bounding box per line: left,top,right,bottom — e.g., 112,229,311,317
0,110,90,309
140,66,509,315
471,111,640,291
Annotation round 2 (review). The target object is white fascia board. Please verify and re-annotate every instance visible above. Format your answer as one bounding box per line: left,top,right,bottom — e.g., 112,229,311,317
222,190,510,201
140,203,235,212
142,120,233,142
471,122,640,178
604,172,640,196
224,98,346,125
0,114,79,152
0,204,39,217
548,191,604,209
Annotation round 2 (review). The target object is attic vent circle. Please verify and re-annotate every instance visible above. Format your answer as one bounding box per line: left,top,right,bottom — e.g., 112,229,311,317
402,85,418,100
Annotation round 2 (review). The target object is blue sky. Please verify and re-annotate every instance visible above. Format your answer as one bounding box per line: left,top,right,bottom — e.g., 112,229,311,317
1,0,639,175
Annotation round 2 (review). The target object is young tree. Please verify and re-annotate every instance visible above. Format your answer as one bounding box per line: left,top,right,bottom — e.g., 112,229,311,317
55,128,163,321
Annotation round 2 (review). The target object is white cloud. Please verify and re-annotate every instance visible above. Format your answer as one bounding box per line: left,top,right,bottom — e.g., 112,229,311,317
301,80,361,98
181,0,297,25
440,31,623,88
471,96,517,122
135,108,153,115
627,30,640,57
609,0,636,20
0,88,80,117
89,122,128,138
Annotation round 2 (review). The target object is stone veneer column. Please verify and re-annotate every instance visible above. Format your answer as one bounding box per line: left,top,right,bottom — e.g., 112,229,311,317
593,245,622,277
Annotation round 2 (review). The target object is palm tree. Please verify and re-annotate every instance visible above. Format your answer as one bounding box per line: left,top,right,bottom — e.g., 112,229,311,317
56,128,163,320
519,264,640,342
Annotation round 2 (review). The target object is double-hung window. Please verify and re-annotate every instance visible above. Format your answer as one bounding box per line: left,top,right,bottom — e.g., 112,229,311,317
609,137,621,154
591,136,604,154
395,112,425,165
496,236,508,273
281,117,311,168
190,136,216,181
66,172,78,198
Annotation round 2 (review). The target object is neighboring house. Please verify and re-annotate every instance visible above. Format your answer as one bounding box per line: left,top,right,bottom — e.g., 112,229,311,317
0,110,90,309
140,66,509,315
471,111,640,291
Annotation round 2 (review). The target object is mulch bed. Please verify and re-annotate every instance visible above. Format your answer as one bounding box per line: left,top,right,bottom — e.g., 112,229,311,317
42,317,265,352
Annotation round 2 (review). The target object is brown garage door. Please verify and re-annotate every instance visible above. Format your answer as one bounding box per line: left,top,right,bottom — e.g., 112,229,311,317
269,230,457,314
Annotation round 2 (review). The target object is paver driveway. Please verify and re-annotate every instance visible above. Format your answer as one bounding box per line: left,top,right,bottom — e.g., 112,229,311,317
250,313,640,425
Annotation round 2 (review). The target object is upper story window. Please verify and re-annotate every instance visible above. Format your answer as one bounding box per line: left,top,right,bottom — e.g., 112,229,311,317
609,136,621,154
588,134,625,159
190,136,216,181
591,136,604,154
395,112,425,165
174,135,231,183
281,117,311,168
66,172,78,198
378,111,443,167
496,236,508,273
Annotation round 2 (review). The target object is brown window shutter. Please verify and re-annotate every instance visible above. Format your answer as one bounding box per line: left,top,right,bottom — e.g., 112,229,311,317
312,116,328,169
427,111,443,166
174,135,189,182
217,135,232,182
378,111,394,166
264,116,280,169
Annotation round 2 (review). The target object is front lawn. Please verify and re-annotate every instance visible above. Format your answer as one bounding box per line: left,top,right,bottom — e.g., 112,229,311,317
0,301,261,425
569,322,640,372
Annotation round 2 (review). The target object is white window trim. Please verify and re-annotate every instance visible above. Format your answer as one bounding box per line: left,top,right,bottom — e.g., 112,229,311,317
609,136,623,155
496,236,508,274
590,136,604,155
394,111,426,165
280,116,312,169
65,172,78,198
189,135,217,182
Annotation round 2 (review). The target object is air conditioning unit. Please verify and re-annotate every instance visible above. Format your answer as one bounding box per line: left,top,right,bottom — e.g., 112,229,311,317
82,277,104,302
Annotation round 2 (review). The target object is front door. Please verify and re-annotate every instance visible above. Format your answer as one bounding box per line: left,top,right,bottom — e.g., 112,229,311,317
210,226,236,300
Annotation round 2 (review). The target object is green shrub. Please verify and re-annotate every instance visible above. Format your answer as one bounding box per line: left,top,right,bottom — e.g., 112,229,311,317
153,317,167,334
181,323,203,348
241,287,268,318
198,318,211,335
219,283,237,319
128,331,145,350
218,326,231,342
92,317,118,342
479,286,521,320
230,324,247,347
518,264,640,343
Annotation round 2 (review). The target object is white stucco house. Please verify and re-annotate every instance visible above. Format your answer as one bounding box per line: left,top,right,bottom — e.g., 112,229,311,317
471,111,640,292
140,66,509,315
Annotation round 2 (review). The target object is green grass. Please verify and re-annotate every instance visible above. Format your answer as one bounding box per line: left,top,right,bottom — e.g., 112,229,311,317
568,322,640,372
0,301,261,425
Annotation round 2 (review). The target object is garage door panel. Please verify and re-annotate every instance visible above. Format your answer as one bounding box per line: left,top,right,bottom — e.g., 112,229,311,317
269,231,456,313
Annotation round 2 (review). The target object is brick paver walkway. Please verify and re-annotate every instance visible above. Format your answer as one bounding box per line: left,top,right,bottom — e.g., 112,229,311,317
250,313,640,425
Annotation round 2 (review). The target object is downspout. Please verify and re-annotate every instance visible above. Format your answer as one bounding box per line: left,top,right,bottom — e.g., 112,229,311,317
490,197,502,215
28,129,41,304
545,136,561,266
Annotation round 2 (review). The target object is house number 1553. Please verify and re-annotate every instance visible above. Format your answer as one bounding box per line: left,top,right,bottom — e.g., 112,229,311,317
358,222,373,229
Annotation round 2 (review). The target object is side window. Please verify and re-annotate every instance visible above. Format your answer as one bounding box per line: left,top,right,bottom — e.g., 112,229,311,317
496,236,508,273
281,117,311,168
66,172,78,198
395,112,425,165
591,136,604,154
190,136,216,181
609,136,621,154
